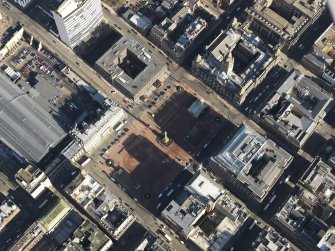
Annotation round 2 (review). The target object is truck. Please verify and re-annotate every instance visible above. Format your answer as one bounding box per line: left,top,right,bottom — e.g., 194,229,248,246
164,234,172,243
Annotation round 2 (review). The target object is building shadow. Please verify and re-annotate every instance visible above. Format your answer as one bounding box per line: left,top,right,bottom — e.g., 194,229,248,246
111,221,147,251
74,23,122,65
110,133,191,213
302,131,328,158
156,91,236,160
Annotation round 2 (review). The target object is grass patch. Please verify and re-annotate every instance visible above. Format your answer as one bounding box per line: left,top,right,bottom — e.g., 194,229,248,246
185,123,209,148
154,100,178,127
198,106,209,119
185,96,197,109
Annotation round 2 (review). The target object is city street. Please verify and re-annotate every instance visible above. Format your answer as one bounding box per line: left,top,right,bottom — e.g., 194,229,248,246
81,161,188,251
0,1,168,115
241,66,289,115
0,188,58,251
1,0,333,250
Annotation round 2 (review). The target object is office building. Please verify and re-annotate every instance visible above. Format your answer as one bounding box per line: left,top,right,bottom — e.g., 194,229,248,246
188,193,249,251
246,0,325,51
9,198,109,251
150,6,208,63
209,124,292,204
0,25,24,60
15,164,52,199
252,226,298,250
63,220,113,250
10,222,56,251
10,199,74,251
95,36,167,101
0,72,66,163
317,227,335,251
192,28,275,105
300,160,335,211
66,173,135,239
52,0,103,48
162,171,249,250
0,198,20,231
260,70,333,148
124,11,153,34
274,160,335,250
63,103,125,160
274,192,330,250
216,0,236,9
302,24,335,86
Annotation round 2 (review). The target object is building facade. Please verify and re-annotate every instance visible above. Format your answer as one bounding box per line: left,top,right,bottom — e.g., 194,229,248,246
246,0,326,51
95,36,167,101
15,164,52,199
63,104,125,161
259,70,333,148
302,24,335,87
192,28,275,105
208,124,292,206
150,6,208,63
52,0,103,48
162,170,249,250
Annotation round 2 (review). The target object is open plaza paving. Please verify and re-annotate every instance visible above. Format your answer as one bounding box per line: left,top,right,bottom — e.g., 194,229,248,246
88,87,228,212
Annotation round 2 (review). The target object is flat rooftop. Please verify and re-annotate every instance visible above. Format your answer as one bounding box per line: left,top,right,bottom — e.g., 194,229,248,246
16,164,41,184
0,73,66,163
0,198,19,229
50,210,83,245
185,170,224,203
195,28,274,90
317,227,335,251
189,191,249,251
38,0,64,16
212,124,292,200
67,174,105,208
65,220,113,250
55,0,87,18
275,193,329,247
253,226,294,250
314,24,335,58
38,198,72,232
261,71,333,145
247,0,324,39
162,194,206,236
303,160,335,206
277,71,332,119
96,36,166,96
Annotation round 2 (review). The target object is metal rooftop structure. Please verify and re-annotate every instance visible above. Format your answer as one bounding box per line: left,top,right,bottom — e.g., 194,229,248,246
211,124,292,201
0,73,66,163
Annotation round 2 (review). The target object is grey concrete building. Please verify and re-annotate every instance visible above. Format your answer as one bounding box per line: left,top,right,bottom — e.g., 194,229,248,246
274,192,330,250
0,73,65,163
192,28,275,105
317,227,335,251
259,70,333,148
246,0,326,51
52,0,103,48
302,24,335,86
274,160,335,250
252,226,298,250
150,6,208,63
95,36,167,101
162,170,249,250
208,124,292,205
